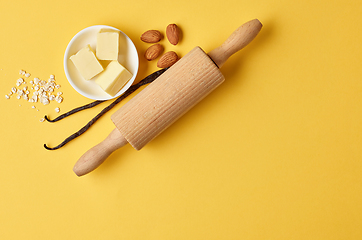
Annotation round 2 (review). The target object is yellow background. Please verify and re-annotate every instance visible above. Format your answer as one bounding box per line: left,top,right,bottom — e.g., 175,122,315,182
0,0,361,239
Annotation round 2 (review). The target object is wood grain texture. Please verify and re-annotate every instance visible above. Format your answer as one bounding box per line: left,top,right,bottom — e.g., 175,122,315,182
208,19,262,68
111,47,224,150
73,128,128,176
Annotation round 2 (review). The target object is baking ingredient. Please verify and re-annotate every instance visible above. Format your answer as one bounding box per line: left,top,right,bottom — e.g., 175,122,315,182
55,95,63,103
141,23,183,62
95,61,132,96
140,30,162,43
44,100,105,122
144,44,163,61
157,51,179,68
96,29,119,60
5,71,63,110
166,24,180,45
70,44,103,80
44,67,169,150
19,70,31,78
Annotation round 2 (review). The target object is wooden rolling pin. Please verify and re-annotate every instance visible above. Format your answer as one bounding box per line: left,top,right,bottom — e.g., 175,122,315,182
73,19,263,176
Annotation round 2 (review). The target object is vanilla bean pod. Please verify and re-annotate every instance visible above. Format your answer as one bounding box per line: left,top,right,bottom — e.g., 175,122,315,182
44,67,169,150
44,100,105,122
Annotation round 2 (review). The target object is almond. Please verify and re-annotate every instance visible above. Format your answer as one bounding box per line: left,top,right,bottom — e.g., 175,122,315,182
166,24,180,45
157,51,179,68
140,30,162,43
144,44,163,61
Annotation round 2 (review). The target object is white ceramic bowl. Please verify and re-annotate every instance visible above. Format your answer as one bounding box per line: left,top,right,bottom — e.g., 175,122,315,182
64,25,139,100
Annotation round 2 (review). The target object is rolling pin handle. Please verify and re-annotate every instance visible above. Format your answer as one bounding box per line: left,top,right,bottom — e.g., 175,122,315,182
208,19,263,68
73,128,128,176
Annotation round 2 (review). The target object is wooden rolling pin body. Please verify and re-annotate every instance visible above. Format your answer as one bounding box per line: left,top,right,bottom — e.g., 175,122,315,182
112,46,224,150
74,19,263,176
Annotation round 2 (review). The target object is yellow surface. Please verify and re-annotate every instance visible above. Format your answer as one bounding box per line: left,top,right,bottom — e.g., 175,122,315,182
0,0,361,239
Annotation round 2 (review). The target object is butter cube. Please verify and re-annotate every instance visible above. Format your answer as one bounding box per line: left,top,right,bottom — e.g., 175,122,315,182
96,29,119,60
95,61,133,96
70,45,103,80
